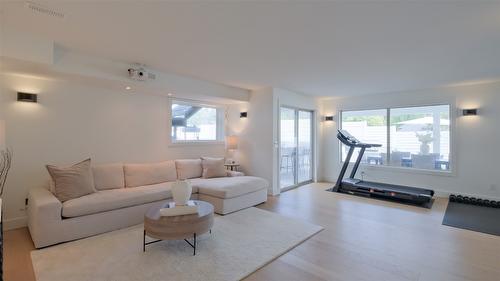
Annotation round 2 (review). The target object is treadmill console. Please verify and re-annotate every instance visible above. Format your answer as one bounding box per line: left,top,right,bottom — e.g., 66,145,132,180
337,129,382,148
337,129,361,144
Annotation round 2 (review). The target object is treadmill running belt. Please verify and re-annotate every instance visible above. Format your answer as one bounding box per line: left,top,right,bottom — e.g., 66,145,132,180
354,180,434,196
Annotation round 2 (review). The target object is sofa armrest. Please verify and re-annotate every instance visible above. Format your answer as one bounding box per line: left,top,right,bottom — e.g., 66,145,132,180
28,187,63,248
28,187,62,223
226,170,245,177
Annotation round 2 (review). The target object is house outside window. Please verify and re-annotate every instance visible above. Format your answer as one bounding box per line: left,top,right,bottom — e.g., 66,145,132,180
170,100,225,143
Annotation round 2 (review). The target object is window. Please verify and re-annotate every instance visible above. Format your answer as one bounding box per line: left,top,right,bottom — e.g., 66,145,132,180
341,104,451,171
170,100,224,143
341,109,387,165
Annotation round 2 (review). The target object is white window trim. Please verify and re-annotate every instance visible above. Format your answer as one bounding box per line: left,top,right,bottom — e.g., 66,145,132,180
168,98,226,146
338,103,456,176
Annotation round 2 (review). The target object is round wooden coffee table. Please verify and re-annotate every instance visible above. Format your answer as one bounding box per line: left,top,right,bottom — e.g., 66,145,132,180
143,200,214,255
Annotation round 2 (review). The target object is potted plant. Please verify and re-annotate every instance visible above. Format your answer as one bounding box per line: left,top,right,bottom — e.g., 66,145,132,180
416,132,433,155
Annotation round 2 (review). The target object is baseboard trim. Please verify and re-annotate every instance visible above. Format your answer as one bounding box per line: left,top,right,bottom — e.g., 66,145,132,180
318,181,500,201
4,216,28,230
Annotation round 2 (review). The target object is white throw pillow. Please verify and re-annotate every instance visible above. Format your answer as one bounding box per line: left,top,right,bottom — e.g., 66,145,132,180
201,157,227,179
175,159,203,179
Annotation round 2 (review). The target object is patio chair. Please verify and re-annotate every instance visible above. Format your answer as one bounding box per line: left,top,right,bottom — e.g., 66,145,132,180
412,154,439,170
390,151,411,167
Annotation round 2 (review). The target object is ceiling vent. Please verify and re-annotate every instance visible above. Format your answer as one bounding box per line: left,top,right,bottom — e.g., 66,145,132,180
25,1,65,19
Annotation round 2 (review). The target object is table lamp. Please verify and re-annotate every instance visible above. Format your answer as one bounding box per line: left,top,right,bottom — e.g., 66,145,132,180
226,135,238,164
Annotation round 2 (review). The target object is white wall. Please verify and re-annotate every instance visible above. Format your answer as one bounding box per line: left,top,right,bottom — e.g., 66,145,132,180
227,87,319,195
319,81,500,200
0,90,5,150
0,73,229,229
227,88,274,193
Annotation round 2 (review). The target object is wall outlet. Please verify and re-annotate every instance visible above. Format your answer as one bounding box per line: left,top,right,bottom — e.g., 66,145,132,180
19,198,29,211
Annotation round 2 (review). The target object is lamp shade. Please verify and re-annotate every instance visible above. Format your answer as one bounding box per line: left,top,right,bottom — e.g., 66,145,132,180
226,135,238,150
0,120,5,151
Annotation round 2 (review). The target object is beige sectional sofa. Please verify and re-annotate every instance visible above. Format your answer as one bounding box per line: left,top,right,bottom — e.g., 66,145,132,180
28,159,268,248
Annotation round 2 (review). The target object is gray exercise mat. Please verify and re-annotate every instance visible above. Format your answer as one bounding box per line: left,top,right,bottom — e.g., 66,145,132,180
442,201,500,236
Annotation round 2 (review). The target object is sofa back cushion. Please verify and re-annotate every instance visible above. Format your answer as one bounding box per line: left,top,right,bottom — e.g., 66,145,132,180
124,161,177,187
201,157,227,178
175,159,202,179
92,163,125,190
46,158,96,202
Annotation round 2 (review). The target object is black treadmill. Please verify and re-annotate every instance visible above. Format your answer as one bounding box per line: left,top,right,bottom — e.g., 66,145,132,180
329,129,434,205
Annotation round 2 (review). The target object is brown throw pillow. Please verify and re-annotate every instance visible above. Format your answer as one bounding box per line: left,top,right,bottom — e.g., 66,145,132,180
46,158,96,202
201,157,227,179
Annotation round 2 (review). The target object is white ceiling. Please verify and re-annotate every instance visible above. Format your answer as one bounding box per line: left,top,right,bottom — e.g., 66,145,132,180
2,1,500,97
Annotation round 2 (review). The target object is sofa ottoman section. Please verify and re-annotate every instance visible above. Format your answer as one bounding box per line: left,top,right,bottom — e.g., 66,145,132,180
198,189,268,215
192,176,269,214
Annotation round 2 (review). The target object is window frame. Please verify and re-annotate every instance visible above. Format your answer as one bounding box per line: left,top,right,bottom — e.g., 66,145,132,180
339,103,455,176
168,98,226,146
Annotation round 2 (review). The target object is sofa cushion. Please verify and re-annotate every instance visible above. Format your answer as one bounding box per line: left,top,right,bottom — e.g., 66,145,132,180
201,157,227,178
193,176,268,199
62,182,175,218
46,158,96,202
92,163,125,190
175,159,202,179
124,161,177,187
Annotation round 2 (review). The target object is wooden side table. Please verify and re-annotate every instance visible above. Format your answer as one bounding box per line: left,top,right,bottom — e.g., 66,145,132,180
224,163,240,171
144,200,214,255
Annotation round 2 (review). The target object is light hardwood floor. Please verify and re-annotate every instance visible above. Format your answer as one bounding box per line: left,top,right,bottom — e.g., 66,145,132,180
4,183,500,281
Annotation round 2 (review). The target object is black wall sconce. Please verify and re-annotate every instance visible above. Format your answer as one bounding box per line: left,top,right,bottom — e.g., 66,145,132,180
462,109,477,116
240,112,248,118
17,92,38,103
324,115,334,121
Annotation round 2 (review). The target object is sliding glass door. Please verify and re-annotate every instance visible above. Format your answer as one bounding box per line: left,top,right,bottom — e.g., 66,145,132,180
280,108,296,189
279,107,313,190
297,110,313,183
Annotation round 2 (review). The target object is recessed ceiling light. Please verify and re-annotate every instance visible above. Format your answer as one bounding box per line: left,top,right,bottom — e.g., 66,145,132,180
125,86,131,90
167,93,173,96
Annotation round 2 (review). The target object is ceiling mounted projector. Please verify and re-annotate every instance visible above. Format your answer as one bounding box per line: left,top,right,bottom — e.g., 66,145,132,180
127,64,156,81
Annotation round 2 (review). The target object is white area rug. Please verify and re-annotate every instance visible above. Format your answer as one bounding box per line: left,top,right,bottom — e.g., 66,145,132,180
31,207,323,281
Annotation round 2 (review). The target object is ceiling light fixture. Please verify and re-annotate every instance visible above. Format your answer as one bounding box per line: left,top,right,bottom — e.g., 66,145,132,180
125,86,131,90
167,93,173,96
